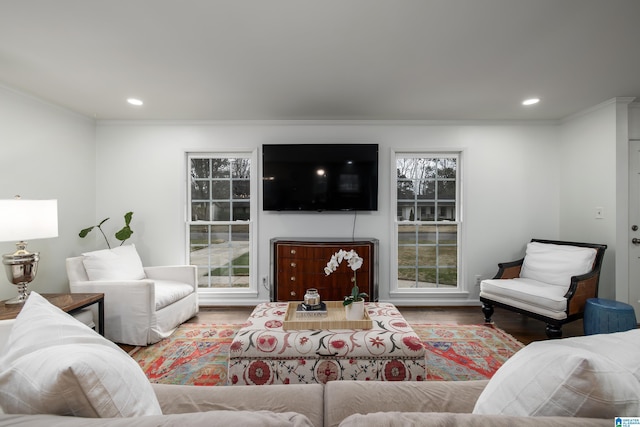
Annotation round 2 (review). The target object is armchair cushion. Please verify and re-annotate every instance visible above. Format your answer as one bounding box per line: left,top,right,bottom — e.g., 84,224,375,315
82,244,146,281
481,278,568,313
0,292,162,417
155,280,196,310
519,242,597,288
473,329,640,418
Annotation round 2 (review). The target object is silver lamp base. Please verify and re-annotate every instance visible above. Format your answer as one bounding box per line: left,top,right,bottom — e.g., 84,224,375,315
2,244,39,305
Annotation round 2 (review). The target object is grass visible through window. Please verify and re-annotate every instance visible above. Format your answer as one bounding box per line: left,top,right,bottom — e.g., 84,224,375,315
208,252,249,276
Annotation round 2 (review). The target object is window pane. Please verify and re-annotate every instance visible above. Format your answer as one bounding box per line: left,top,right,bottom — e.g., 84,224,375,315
398,224,417,244
191,180,210,200
189,224,209,247
437,180,456,200
398,244,416,267
211,159,230,178
232,180,251,199
212,181,230,199
417,180,435,200
212,202,230,221
397,201,416,221
397,267,416,285
232,158,251,178
191,202,209,221
232,201,250,221
397,178,415,200
191,159,210,179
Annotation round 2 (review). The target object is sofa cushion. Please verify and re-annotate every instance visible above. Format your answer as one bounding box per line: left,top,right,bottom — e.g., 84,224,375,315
82,244,146,281
0,292,162,418
0,410,314,427
519,242,597,288
472,329,640,418
339,412,610,427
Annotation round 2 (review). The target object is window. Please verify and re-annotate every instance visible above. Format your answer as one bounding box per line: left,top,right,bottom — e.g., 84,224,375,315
395,153,460,291
187,153,255,292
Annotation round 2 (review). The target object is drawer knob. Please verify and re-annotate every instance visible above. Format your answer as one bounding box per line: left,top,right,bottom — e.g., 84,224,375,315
290,291,296,296
290,249,296,254
291,262,296,267
290,276,296,281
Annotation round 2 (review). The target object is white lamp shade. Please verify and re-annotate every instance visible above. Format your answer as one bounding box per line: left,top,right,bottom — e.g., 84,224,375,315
0,199,58,242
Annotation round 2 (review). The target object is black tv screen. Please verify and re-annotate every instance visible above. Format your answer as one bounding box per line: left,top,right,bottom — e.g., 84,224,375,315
263,144,378,211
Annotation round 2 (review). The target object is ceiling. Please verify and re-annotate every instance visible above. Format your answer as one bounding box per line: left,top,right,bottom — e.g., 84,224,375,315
1,0,639,121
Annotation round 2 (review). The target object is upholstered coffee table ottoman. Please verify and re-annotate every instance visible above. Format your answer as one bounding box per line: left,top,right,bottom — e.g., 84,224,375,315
228,302,426,385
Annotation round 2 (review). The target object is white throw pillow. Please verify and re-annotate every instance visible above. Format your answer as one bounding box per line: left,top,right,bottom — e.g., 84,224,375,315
82,244,146,281
519,242,597,287
473,329,640,418
0,292,161,417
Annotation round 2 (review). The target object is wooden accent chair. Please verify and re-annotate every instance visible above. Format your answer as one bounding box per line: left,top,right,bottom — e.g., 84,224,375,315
480,239,607,339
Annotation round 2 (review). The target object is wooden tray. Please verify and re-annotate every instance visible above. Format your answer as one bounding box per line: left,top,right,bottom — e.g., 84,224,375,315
283,301,373,330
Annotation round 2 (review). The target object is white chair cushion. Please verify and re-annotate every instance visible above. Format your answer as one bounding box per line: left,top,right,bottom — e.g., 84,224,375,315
154,280,195,310
82,244,146,281
0,292,161,417
480,278,567,312
473,329,640,417
520,242,597,288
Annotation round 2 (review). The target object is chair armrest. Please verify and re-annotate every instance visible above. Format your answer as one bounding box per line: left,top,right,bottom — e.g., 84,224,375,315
493,259,524,279
565,270,600,316
70,280,156,316
144,265,197,289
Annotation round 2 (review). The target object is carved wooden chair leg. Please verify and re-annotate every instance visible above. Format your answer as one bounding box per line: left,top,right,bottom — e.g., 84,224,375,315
481,303,494,323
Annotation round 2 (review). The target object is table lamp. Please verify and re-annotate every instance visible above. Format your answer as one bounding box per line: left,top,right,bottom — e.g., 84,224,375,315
0,196,58,304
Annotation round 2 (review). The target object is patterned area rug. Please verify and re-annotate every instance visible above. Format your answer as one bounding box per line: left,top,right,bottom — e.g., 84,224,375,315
411,324,524,380
130,324,238,386
129,323,523,386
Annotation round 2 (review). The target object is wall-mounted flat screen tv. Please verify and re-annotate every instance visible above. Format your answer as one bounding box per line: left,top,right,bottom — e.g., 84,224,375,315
263,143,378,211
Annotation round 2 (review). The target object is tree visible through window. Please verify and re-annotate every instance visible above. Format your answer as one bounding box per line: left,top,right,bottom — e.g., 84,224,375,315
188,155,252,289
396,155,459,289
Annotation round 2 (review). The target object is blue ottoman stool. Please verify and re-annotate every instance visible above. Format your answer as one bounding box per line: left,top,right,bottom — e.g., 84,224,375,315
584,298,637,335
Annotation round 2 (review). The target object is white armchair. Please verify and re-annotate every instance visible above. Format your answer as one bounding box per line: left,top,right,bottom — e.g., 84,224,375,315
66,245,198,346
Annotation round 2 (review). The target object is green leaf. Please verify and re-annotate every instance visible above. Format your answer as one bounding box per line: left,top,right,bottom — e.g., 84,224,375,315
78,226,94,238
115,226,133,242
123,212,133,226
351,285,360,299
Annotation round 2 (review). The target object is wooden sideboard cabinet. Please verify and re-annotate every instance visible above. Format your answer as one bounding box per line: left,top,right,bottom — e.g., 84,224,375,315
271,238,378,303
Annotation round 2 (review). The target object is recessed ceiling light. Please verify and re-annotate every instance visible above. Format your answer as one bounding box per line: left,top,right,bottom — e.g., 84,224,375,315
522,98,540,106
127,98,144,106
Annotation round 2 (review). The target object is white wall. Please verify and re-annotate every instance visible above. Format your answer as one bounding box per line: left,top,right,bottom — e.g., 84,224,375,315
558,99,627,300
0,85,96,300
95,121,559,305
1,84,624,307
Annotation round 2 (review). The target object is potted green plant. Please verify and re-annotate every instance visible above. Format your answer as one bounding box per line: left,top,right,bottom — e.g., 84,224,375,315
324,249,368,320
79,212,134,249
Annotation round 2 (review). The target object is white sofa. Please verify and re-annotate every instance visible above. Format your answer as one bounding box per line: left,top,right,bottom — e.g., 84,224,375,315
0,294,631,426
66,245,199,346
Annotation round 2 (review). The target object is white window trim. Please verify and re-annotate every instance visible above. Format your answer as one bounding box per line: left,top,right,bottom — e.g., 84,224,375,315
186,150,259,302
389,148,468,301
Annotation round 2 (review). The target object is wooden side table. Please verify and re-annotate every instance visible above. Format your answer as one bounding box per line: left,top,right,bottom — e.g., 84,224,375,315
0,293,105,336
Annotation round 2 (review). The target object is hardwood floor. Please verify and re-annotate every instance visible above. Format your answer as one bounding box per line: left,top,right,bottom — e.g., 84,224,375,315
192,304,585,345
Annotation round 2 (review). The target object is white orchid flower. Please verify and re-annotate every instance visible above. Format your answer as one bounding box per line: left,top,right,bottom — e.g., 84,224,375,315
324,249,363,275
348,256,363,271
